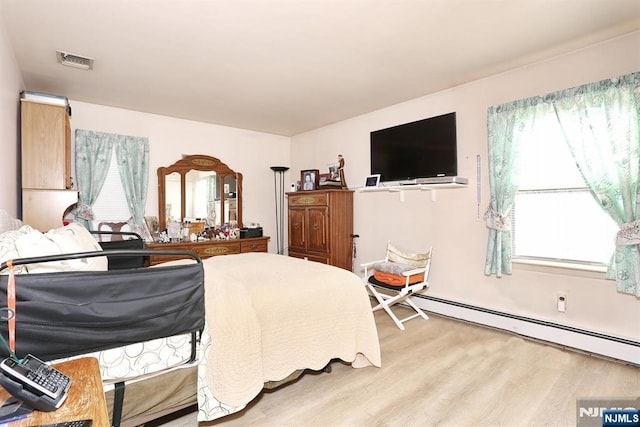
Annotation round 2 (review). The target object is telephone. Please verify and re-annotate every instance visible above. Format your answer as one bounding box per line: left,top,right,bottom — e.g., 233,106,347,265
0,354,72,412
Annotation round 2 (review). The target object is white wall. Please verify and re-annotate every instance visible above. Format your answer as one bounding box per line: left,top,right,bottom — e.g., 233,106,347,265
291,31,640,341
0,7,24,215
69,102,290,252
2,7,637,343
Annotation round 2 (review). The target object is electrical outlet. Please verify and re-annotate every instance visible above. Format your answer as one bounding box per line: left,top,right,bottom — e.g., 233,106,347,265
557,294,566,312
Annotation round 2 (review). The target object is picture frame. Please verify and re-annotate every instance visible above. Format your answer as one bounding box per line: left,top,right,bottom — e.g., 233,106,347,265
327,163,340,182
144,216,160,241
301,169,319,191
319,173,330,184
365,174,381,188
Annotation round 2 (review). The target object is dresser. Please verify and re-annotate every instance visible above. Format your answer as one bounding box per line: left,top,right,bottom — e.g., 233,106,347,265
146,236,269,265
287,189,354,271
20,95,78,231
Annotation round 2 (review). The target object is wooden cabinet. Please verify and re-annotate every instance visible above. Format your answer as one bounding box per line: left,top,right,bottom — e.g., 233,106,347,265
19,97,77,231
146,236,269,265
287,189,354,271
21,100,73,190
22,189,79,232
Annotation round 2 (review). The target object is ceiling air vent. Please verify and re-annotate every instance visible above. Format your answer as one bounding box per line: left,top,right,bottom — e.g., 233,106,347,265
56,50,94,70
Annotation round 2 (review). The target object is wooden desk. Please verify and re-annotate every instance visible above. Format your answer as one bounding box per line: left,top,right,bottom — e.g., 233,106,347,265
0,357,109,426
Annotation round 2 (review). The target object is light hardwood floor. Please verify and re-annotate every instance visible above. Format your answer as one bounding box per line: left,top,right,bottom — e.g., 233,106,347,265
149,304,640,427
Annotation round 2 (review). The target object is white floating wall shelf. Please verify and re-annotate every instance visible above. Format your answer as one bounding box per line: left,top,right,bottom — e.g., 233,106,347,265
357,182,468,202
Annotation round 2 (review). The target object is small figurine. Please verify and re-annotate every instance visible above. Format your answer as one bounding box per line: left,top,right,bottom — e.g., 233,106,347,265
338,154,347,189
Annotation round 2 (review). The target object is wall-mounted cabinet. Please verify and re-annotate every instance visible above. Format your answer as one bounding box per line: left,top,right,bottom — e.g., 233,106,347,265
21,99,73,190
19,95,77,231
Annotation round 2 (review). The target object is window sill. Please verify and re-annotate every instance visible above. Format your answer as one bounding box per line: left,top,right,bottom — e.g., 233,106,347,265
513,257,608,279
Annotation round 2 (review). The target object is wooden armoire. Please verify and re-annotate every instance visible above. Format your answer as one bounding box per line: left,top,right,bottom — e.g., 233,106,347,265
287,189,354,271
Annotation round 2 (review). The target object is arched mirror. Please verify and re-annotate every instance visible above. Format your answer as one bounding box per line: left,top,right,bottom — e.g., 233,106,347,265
158,154,242,232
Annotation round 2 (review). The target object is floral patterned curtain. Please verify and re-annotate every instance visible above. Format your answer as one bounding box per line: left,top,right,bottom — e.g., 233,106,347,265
486,72,640,296
114,137,150,237
75,130,149,234
74,130,115,229
484,99,549,276
552,72,640,296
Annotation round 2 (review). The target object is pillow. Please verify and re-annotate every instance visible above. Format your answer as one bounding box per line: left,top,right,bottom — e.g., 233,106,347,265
372,261,415,275
386,242,431,268
373,271,425,286
371,260,426,287
15,223,107,273
0,210,22,233
0,225,34,274
46,222,103,254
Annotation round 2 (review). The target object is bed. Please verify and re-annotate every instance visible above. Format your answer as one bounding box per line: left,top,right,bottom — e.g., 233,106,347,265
0,223,381,425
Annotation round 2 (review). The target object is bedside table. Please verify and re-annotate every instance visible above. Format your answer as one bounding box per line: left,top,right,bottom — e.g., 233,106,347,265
0,357,109,426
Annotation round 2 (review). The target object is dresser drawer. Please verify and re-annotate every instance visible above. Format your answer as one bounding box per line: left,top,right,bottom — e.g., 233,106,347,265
148,238,270,265
288,192,328,207
288,251,329,265
148,252,188,265
148,242,242,265
241,239,268,253
192,241,241,257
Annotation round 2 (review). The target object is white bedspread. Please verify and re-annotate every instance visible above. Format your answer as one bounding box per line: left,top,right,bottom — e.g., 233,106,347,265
196,252,381,421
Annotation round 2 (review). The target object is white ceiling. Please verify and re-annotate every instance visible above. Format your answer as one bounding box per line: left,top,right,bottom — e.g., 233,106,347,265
1,0,640,137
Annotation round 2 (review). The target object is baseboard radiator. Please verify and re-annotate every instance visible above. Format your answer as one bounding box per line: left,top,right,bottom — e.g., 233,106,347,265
413,295,640,366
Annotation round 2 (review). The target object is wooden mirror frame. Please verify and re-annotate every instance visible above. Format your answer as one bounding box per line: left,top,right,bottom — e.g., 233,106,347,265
157,154,243,232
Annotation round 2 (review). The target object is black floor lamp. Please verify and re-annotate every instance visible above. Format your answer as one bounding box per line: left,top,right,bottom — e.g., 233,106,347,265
270,166,289,255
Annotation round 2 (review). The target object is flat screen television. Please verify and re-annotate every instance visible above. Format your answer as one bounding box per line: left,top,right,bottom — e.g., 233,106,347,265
370,112,458,184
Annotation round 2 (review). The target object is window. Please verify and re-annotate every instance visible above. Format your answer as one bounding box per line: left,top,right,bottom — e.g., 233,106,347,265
512,113,618,265
91,149,131,231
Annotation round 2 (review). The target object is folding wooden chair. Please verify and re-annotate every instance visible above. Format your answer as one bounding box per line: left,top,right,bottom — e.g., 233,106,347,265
361,242,432,330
